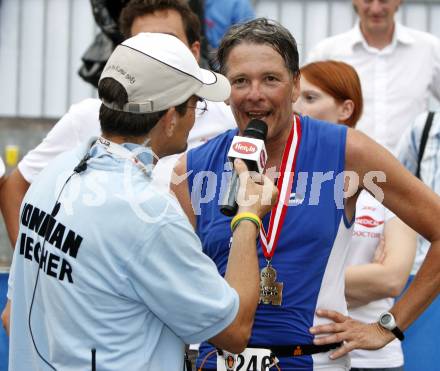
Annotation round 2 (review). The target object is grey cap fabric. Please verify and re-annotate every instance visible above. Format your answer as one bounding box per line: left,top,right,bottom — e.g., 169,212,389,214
99,32,231,113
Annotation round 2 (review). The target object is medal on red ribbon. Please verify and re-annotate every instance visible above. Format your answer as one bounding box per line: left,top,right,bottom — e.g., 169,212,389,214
259,115,302,306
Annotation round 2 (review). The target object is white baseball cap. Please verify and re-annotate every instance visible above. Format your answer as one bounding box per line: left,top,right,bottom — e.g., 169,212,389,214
99,32,231,113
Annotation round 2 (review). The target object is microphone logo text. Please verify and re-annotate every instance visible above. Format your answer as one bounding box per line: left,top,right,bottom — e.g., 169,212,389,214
233,141,257,154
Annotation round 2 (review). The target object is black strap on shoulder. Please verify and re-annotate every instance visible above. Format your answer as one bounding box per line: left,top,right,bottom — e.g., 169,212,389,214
416,111,435,179
184,352,192,371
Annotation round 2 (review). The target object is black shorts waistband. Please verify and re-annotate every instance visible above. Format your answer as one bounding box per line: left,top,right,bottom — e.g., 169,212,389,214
257,341,343,357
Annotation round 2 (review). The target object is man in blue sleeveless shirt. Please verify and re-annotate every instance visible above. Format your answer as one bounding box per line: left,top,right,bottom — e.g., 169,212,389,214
7,32,278,371
173,18,440,371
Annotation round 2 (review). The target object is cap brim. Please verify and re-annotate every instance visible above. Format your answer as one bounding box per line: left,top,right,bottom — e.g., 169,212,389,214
196,69,231,102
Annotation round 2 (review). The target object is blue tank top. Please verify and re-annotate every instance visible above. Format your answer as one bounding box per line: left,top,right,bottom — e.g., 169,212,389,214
187,116,353,370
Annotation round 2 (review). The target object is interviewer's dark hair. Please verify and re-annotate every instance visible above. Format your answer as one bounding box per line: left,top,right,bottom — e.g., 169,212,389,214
217,18,300,78
119,0,201,45
98,78,188,137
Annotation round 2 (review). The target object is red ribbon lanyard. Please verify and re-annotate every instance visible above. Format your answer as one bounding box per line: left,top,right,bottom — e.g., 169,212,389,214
259,115,302,259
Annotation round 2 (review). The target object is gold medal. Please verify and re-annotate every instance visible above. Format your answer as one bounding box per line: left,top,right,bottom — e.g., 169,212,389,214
259,261,283,306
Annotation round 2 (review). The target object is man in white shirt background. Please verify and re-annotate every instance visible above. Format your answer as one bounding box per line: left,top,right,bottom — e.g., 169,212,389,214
308,0,440,154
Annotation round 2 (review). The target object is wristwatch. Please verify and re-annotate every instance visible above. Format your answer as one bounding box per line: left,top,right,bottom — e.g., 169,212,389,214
378,312,404,341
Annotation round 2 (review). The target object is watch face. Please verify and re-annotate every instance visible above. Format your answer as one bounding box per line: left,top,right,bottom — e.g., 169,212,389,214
381,313,392,325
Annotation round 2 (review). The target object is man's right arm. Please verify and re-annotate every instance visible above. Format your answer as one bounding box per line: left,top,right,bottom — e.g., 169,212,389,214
311,129,440,358
0,112,74,247
1,300,10,336
0,170,29,247
0,99,100,247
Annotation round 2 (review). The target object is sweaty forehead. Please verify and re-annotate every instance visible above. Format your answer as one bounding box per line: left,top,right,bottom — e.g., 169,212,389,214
225,42,288,75
225,42,284,68
229,41,281,58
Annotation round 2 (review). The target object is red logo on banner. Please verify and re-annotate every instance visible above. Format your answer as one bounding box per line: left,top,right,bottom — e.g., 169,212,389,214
355,215,384,228
233,141,257,154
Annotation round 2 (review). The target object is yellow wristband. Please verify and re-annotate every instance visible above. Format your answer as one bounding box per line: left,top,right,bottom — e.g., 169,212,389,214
231,212,261,233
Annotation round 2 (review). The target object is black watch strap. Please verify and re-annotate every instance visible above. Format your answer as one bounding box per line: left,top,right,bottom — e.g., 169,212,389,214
391,327,405,341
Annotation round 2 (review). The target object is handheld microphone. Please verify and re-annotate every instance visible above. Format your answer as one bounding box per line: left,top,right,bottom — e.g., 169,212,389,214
220,119,268,216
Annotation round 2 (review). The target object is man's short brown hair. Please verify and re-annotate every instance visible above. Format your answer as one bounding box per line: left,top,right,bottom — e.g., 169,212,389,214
119,0,201,45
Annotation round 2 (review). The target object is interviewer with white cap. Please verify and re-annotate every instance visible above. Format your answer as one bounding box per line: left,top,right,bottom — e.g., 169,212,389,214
7,32,277,371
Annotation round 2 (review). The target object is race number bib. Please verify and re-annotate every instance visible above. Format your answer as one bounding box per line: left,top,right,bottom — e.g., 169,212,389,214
217,348,279,371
